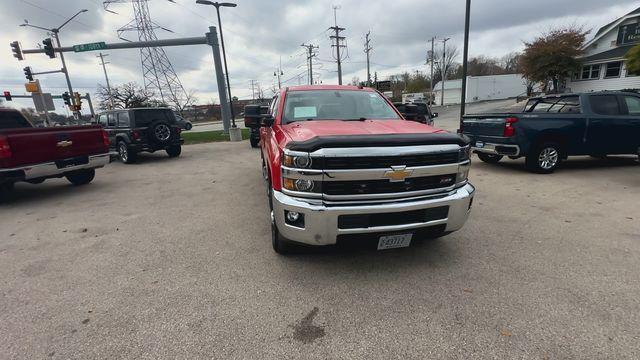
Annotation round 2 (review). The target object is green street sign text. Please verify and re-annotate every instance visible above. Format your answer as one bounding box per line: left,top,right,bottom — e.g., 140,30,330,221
73,42,107,52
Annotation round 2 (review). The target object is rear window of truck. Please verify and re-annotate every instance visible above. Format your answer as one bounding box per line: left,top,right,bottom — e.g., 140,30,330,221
526,97,581,113
0,111,32,129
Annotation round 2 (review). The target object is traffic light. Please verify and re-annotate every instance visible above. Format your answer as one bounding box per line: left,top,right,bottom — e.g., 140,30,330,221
23,66,33,81
10,41,23,61
62,92,71,106
42,38,55,58
73,92,82,110
3,91,11,101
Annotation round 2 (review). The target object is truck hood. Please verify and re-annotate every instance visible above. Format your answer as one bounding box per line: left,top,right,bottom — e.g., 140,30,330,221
282,119,442,140
281,120,469,152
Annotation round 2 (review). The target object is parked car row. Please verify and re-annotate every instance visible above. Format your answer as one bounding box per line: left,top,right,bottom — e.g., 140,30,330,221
0,107,184,199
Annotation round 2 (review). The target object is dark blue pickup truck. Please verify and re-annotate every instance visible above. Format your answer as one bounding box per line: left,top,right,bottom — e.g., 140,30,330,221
462,91,640,173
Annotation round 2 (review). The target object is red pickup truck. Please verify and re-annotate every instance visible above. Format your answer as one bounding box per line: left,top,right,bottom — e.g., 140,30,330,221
245,85,475,254
0,108,112,197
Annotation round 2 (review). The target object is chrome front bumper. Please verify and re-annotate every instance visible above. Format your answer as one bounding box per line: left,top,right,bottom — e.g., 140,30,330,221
272,183,475,246
0,153,113,180
472,143,520,157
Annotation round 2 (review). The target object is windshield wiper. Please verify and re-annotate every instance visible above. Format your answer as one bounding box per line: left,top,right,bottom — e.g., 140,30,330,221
342,117,367,121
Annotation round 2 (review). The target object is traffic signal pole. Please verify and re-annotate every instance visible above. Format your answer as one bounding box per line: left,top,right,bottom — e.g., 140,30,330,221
52,30,79,119
15,29,240,140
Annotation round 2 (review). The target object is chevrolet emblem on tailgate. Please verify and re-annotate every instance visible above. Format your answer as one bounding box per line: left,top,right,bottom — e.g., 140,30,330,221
56,140,73,148
383,165,413,182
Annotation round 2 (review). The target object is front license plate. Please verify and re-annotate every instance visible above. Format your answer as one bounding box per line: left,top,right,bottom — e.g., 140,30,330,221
475,141,484,148
377,233,413,250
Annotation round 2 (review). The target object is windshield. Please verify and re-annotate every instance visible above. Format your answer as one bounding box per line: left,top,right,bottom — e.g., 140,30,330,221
282,90,400,123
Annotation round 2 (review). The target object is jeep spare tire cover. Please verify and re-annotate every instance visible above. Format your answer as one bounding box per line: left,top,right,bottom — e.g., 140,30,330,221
149,120,172,144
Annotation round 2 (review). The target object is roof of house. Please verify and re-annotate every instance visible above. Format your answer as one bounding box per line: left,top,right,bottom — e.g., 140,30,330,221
584,6,640,49
581,45,633,63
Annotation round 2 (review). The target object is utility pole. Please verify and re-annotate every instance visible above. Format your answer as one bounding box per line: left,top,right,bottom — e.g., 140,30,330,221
329,5,346,85
249,79,257,100
428,36,436,101
459,0,472,132
440,37,450,106
274,58,283,89
364,31,372,86
97,52,114,109
301,43,318,85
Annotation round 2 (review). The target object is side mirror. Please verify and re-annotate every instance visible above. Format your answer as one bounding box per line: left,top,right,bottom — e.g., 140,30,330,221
262,115,274,127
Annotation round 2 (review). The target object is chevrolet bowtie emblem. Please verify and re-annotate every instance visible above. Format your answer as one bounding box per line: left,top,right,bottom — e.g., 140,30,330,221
56,140,73,148
383,165,413,182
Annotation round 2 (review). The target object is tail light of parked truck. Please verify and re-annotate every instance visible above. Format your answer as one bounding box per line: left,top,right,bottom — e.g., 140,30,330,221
101,130,110,148
0,135,12,160
503,117,518,137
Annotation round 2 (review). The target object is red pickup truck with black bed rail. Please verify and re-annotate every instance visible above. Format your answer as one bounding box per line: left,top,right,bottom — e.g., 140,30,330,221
0,108,113,198
244,85,474,254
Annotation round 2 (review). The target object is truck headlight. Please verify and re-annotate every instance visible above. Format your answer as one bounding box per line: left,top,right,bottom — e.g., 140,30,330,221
456,164,470,185
283,178,315,192
284,154,311,168
459,145,471,162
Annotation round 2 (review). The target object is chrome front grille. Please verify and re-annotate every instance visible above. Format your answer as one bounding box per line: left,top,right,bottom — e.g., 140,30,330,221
281,144,470,203
312,152,460,170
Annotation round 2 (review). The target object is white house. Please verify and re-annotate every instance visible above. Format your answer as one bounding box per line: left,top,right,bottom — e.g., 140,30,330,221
432,73,527,106
565,7,640,93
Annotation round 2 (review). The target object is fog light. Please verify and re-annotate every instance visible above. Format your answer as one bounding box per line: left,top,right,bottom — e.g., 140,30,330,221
286,211,300,222
284,210,305,228
295,179,313,192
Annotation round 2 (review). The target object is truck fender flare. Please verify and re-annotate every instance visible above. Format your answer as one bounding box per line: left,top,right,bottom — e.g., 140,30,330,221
115,133,132,145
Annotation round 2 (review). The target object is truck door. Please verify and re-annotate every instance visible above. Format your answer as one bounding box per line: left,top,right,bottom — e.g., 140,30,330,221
586,94,626,155
620,94,640,153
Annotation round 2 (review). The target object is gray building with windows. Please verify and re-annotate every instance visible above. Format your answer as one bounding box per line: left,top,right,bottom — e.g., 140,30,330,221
565,7,640,92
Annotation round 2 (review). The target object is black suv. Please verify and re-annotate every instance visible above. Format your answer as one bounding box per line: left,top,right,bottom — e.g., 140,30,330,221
97,108,184,163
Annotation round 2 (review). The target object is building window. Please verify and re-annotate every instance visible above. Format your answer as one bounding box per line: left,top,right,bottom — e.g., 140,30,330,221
604,62,622,78
579,64,600,80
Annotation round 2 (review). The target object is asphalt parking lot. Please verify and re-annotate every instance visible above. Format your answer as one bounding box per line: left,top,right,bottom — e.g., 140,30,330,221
1,141,639,359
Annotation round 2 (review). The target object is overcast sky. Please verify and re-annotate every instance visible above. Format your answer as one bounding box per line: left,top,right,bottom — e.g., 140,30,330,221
0,0,638,114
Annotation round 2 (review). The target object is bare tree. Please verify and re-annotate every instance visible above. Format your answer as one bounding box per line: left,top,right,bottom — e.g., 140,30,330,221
97,82,156,110
168,90,198,117
433,44,460,84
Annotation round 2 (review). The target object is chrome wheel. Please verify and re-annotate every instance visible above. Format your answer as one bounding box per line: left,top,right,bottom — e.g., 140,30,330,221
154,124,171,141
118,143,128,162
538,147,558,170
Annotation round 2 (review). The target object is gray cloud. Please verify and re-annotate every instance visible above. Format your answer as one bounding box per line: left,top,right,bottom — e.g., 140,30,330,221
0,0,637,111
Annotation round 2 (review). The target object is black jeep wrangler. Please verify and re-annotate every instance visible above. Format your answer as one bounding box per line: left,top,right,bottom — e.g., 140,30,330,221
97,108,184,164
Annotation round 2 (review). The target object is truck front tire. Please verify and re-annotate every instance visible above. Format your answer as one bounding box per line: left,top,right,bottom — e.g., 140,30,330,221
66,169,96,186
526,142,562,174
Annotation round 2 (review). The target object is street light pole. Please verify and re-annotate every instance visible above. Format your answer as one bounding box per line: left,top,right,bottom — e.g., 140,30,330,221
20,9,88,119
196,1,238,128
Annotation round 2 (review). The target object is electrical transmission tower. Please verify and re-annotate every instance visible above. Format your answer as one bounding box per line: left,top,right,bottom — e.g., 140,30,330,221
103,0,186,106
329,5,346,85
301,43,319,85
